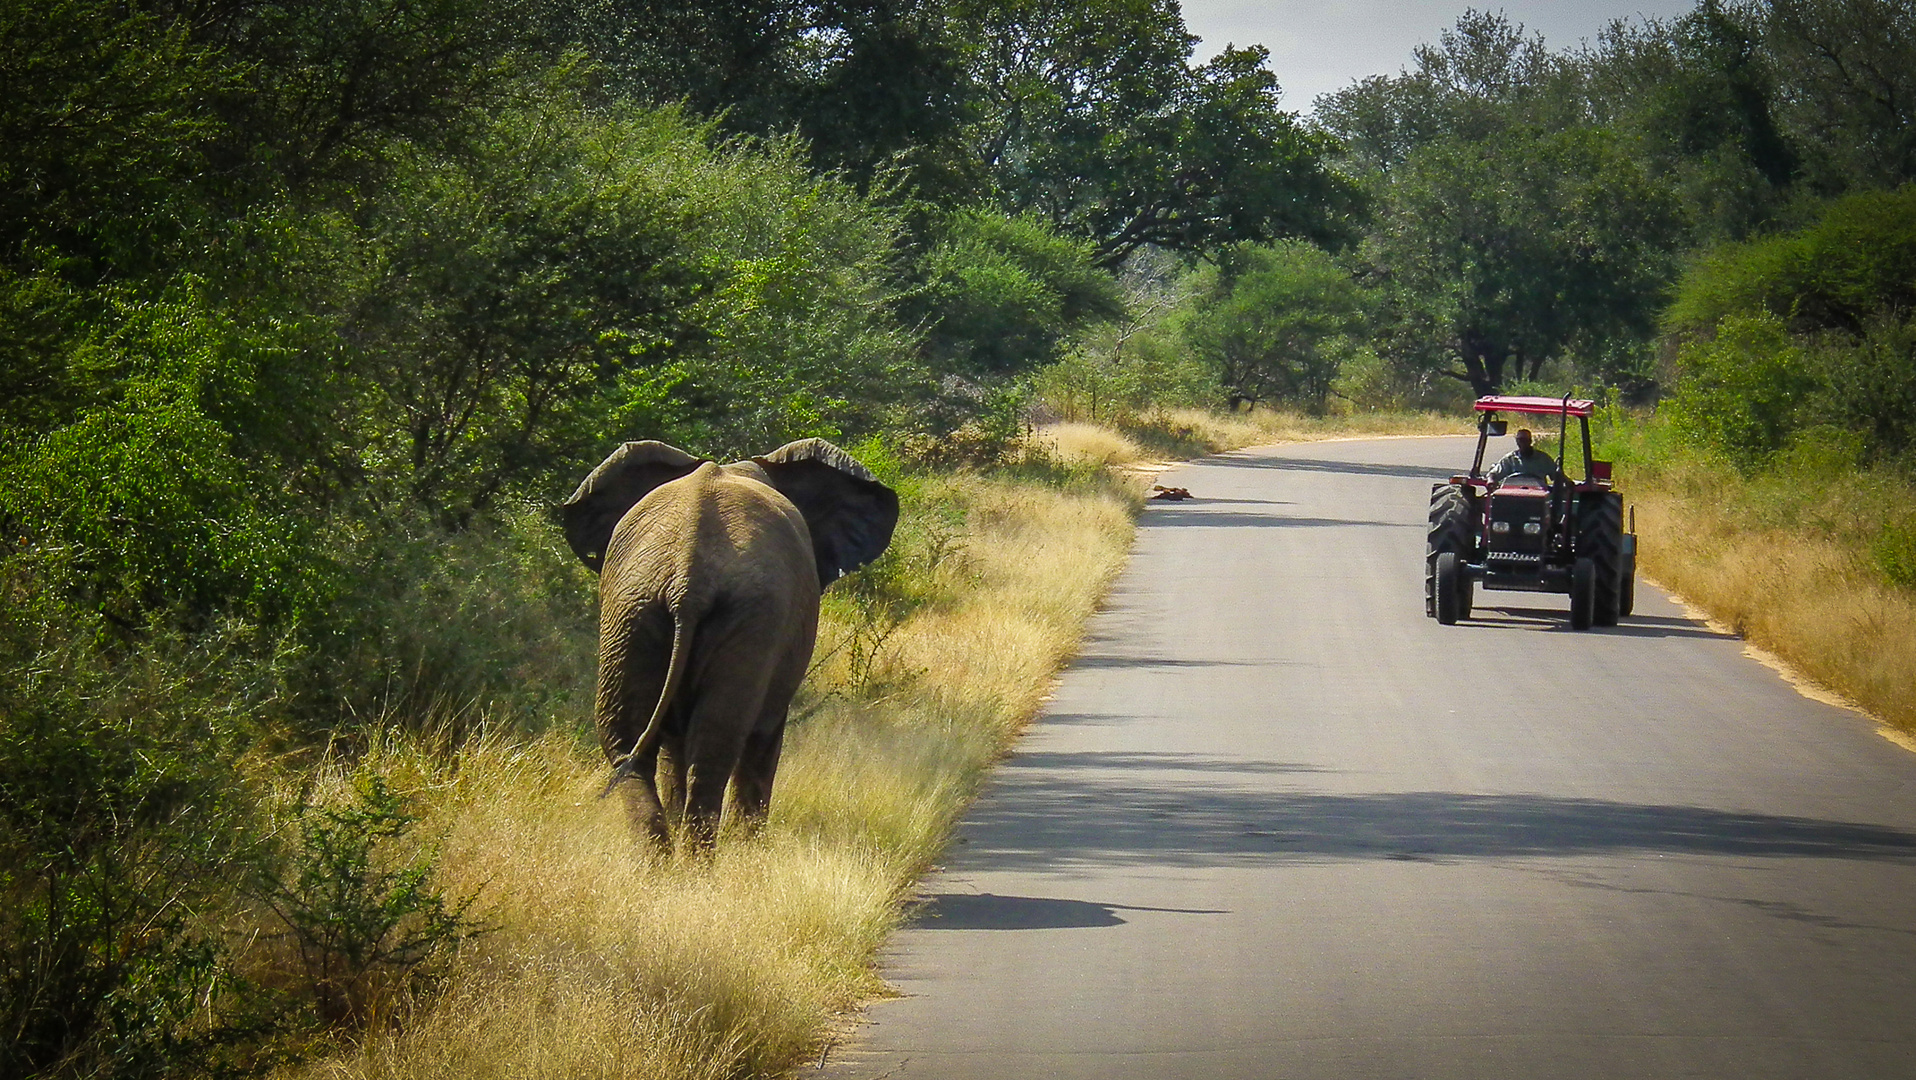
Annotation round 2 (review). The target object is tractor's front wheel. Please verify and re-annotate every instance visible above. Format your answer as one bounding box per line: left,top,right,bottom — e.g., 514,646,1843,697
1435,552,1463,625
1570,556,1596,631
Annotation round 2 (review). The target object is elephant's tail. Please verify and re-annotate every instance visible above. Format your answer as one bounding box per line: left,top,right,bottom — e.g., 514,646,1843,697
602,607,691,797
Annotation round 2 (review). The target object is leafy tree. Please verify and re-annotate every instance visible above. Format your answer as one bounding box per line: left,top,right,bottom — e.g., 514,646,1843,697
1177,241,1368,411
1765,0,1916,191
1361,125,1683,396
0,0,238,281
916,208,1121,376
572,0,975,189
1582,1,1797,242
957,0,1357,266
1316,9,1568,175
183,0,550,191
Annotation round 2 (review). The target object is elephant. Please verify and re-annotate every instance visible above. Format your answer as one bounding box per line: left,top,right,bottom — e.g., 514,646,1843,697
561,438,898,851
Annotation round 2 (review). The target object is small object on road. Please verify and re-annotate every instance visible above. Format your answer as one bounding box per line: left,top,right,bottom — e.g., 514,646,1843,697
1151,485,1192,500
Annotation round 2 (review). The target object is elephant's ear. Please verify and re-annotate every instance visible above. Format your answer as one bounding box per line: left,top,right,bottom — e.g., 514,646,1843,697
562,441,706,573
751,439,900,587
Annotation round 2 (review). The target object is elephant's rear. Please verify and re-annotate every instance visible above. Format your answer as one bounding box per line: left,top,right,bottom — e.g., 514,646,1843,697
563,439,895,849
594,467,818,757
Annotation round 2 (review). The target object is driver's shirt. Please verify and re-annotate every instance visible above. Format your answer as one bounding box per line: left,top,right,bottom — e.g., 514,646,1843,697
1488,447,1562,484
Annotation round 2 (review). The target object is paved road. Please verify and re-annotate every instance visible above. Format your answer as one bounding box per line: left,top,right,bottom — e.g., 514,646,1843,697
818,435,1916,1080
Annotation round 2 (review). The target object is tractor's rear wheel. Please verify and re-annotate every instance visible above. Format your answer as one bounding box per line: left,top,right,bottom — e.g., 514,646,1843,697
1570,556,1595,631
1579,491,1624,626
1435,552,1463,625
1618,533,1637,617
1426,484,1472,618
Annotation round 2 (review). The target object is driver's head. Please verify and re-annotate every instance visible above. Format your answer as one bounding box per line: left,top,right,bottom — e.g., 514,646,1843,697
1515,428,1534,452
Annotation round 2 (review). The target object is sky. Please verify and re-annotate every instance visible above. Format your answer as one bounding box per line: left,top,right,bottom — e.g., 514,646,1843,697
1179,0,1701,114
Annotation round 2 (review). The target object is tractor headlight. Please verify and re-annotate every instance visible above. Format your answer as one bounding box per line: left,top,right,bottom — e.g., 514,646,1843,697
1490,521,1511,534
1523,521,1542,535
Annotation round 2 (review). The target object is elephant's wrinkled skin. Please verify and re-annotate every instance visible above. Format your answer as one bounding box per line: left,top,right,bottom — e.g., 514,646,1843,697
562,439,897,851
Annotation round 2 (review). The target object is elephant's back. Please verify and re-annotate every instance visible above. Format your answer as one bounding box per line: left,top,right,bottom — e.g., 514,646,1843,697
603,467,817,614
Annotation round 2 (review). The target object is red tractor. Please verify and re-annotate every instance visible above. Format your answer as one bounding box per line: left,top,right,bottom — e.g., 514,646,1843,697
1425,395,1637,630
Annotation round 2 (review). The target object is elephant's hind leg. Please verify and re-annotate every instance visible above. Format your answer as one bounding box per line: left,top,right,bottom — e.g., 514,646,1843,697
654,739,688,827
732,724,786,836
598,600,674,849
732,621,810,836
612,747,671,849
679,672,775,851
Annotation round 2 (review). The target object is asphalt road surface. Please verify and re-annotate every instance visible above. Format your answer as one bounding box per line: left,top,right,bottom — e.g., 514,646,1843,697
817,435,1916,1080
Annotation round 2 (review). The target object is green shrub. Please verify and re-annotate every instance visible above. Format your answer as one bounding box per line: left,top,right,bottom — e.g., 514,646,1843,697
1664,312,1817,469
0,289,330,630
0,596,272,1079
1812,313,1916,461
917,208,1124,379
1667,185,1916,337
285,500,598,739
1175,241,1369,412
1874,518,1916,590
258,772,484,1028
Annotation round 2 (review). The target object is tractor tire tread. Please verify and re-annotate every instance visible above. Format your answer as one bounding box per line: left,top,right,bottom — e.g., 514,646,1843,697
1579,491,1624,627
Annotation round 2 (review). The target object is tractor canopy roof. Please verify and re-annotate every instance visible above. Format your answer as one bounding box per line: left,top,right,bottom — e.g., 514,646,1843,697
1474,395,1595,418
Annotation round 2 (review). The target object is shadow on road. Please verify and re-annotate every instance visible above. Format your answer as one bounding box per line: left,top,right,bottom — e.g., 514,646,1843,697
908,893,1228,930
1150,496,1292,506
954,775,1916,869
1451,607,1736,640
1141,508,1421,530
1068,653,1300,670
1005,750,1331,775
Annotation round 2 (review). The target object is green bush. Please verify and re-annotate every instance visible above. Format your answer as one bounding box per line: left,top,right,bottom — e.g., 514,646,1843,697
0,287,330,629
258,772,484,1028
1664,312,1817,469
287,500,598,739
1667,185,1916,337
0,595,273,1079
2,381,318,625
1176,241,1369,412
1812,313,1916,461
1874,519,1916,590
916,209,1124,379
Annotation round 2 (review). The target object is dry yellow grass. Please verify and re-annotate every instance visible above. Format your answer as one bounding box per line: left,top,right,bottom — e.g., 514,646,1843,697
1139,405,1466,454
1628,475,1916,734
1034,422,1146,468
271,472,1140,1080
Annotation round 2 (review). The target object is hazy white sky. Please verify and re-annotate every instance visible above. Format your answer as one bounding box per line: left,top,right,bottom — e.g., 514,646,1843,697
1179,0,1700,113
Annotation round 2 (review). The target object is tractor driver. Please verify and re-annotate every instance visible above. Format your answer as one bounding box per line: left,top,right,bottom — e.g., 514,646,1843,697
1487,427,1567,487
